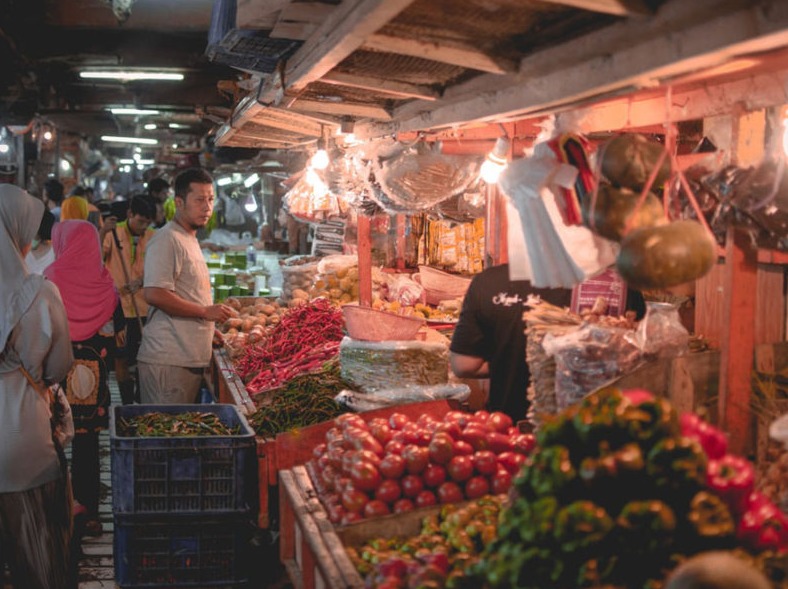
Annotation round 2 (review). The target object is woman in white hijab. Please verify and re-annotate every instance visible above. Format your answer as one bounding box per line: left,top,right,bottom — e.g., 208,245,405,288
0,184,75,589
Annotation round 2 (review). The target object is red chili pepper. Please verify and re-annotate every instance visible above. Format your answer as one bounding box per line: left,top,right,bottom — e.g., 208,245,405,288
679,413,728,460
706,454,755,516
736,491,788,553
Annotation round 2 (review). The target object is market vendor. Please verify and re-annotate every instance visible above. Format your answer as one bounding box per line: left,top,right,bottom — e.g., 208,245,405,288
450,264,572,422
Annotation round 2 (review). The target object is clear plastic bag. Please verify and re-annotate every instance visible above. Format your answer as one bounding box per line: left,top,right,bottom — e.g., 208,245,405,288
542,324,642,411
334,384,470,412
635,301,689,359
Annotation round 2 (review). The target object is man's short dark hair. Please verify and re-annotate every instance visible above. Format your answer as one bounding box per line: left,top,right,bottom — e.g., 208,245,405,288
69,185,87,198
38,209,55,241
147,177,170,196
128,194,156,219
174,168,213,200
44,179,64,203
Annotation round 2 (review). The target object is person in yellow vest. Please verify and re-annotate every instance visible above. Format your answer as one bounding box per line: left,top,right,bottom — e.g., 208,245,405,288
102,195,156,404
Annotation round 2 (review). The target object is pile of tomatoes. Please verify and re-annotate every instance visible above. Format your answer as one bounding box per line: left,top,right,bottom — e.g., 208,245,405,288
309,409,537,525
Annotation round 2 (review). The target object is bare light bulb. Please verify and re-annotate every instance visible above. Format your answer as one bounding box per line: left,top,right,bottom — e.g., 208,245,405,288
43,131,53,141
480,137,510,184
0,144,9,154
311,149,329,170
243,193,258,213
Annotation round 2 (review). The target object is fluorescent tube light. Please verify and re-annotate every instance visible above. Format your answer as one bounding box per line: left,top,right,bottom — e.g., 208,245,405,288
80,71,184,81
137,159,155,165
144,123,157,130
244,173,260,188
168,123,189,129
217,177,233,186
119,159,135,164
101,136,158,145
109,108,160,116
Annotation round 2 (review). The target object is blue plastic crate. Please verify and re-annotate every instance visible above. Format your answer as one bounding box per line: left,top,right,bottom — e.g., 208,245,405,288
114,514,251,588
110,404,257,516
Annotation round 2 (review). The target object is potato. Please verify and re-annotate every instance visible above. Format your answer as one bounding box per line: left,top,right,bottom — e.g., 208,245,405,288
292,288,309,300
261,304,276,316
600,133,672,191
588,184,667,242
616,220,717,290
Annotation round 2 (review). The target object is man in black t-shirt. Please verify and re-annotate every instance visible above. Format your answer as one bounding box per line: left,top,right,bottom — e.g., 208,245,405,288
449,264,572,422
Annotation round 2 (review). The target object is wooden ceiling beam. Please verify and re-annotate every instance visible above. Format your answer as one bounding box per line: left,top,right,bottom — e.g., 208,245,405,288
290,99,392,120
270,2,337,40
236,0,287,29
321,71,439,101
535,0,652,17
362,33,518,75
258,0,418,104
250,108,325,136
356,0,788,138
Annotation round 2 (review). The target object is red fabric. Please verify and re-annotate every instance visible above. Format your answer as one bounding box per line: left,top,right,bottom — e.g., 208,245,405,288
45,220,118,342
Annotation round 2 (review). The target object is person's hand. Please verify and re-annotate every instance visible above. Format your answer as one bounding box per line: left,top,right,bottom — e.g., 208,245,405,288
203,304,235,323
120,279,143,296
212,329,225,348
99,216,117,241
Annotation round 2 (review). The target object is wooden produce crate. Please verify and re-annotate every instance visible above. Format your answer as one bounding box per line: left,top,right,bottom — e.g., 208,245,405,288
213,349,277,528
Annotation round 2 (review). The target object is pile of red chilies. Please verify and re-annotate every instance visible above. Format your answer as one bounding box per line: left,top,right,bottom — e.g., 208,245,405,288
234,299,345,396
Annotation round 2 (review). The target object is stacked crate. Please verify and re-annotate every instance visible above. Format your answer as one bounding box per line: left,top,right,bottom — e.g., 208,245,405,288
110,404,258,588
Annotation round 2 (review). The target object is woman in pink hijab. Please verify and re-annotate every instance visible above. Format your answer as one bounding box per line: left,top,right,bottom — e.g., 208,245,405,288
45,220,123,537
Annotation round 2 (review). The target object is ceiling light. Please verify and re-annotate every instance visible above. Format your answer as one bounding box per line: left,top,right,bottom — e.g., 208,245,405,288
168,123,189,129
172,143,178,149
0,144,9,154
311,149,329,170
244,173,260,188
137,159,155,165
217,177,232,186
144,123,157,130
119,158,135,164
80,71,184,81
59,159,71,172
109,108,160,116
43,131,53,141
101,136,158,145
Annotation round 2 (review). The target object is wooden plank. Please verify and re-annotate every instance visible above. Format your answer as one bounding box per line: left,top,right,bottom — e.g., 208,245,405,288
756,263,785,345
250,108,325,137
695,259,726,348
290,99,392,120
395,214,406,270
259,0,418,104
720,226,758,455
357,214,373,307
321,71,439,101
536,0,652,16
362,33,517,75
270,2,337,40
236,0,286,29
668,355,696,416
357,0,788,138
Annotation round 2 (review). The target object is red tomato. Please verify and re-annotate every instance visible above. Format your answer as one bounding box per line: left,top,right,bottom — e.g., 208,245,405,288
402,445,430,474
491,467,513,495
447,455,474,482
417,414,437,429
401,423,423,446
471,410,490,425
385,440,405,455
316,453,330,471
392,498,415,514
472,450,498,475
369,422,393,445
512,433,536,455
497,451,526,475
437,481,464,504
445,411,471,428
341,450,359,474
622,388,655,405
428,433,455,465
415,490,437,508
334,476,352,495
341,488,369,513
335,413,367,430
327,447,345,470
350,461,382,492
312,443,327,460
422,464,447,488
434,421,463,440
328,504,346,524
485,432,513,454
375,479,402,504
465,475,490,499
461,425,489,451
388,413,411,430
351,433,385,457
368,417,389,430
453,440,474,456
325,427,343,446
379,454,406,479
401,474,424,498
357,449,382,467
485,411,513,434
363,499,391,518
341,511,363,525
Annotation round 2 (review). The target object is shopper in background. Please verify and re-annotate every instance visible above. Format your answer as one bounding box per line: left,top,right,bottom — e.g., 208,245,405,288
59,195,89,221
69,185,102,228
138,168,234,404
450,264,573,422
146,177,170,229
102,194,156,404
25,208,56,274
43,178,65,221
45,220,124,539
0,184,75,589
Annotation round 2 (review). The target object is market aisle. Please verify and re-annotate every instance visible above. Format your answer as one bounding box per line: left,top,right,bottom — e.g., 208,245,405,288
73,376,118,589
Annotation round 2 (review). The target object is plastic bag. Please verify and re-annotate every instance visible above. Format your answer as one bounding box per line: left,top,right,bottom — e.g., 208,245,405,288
334,384,470,412
542,323,642,411
340,337,448,393
388,274,425,307
634,301,689,359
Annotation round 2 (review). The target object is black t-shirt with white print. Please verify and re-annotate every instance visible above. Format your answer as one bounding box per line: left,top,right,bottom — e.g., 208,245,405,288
450,264,572,422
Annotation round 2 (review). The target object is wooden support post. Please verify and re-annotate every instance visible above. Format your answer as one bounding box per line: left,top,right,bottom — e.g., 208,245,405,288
720,225,758,455
357,214,373,307
395,214,406,271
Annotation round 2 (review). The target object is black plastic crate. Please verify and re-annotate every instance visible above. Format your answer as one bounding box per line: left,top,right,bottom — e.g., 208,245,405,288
110,404,257,515
114,514,252,588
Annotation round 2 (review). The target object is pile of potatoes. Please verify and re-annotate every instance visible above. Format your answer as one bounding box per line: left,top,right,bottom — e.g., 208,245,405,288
280,261,319,307
220,297,286,357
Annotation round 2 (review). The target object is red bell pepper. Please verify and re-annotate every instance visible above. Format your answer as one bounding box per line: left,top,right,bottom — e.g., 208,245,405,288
736,491,788,553
706,454,755,516
679,413,728,460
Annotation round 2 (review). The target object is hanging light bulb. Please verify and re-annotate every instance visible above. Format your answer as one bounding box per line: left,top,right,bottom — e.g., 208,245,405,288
480,137,511,184
311,147,329,170
243,192,258,213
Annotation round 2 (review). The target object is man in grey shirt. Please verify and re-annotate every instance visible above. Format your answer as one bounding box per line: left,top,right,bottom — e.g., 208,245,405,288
137,168,234,404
